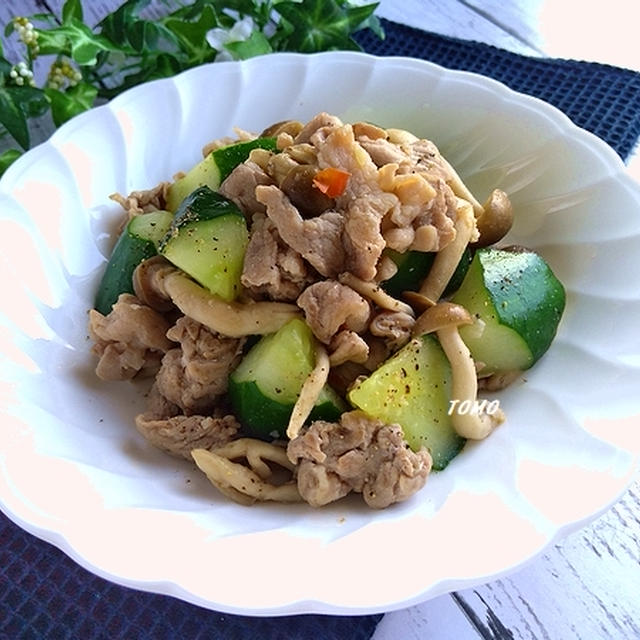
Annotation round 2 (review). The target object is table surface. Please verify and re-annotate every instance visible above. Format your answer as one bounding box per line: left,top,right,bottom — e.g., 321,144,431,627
1,1,639,639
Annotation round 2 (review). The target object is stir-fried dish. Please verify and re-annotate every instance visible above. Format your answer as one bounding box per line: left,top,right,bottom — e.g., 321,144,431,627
88,113,565,509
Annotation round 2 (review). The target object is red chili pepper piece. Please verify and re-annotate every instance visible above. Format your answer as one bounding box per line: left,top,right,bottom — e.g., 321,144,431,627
312,167,351,198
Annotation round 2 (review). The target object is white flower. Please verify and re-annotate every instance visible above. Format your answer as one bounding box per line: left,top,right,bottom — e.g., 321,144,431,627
206,16,256,60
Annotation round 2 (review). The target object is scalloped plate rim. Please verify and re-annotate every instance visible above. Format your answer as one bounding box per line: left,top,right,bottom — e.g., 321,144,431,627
1,51,639,616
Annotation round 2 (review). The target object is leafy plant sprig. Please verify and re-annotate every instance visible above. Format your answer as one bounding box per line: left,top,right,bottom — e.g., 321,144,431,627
0,0,383,176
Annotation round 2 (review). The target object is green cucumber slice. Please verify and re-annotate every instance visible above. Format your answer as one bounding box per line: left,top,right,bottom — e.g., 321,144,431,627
450,247,566,374
348,335,464,470
166,137,278,212
94,210,173,315
382,247,472,298
382,250,435,298
228,318,345,439
443,246,473,296
159,186,248,301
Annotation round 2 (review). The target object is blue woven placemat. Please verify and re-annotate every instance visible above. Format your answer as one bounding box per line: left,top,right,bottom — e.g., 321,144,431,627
356,19,640,160
3,18,640,640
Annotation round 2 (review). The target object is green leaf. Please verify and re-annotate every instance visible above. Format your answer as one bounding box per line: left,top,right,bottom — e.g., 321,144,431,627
124,53,184,85
10,86,49,118
220,0,274,25
45,82,98,127
0,57,12,78
62,0,84,24
275,0,380,52
0,148,22,176
164,0,211,21
128,20,156,52
0,88,29,149
127,20,179,54
360,12,384,40
225,31,273,60
35,28,73,56
34,18,121,66
28,13,60,26
68,19,121,65
164,5,220,64
99,0,153,47
99,52,184,98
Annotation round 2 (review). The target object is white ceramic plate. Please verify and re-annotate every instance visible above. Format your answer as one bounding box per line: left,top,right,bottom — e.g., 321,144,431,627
1,52,640,616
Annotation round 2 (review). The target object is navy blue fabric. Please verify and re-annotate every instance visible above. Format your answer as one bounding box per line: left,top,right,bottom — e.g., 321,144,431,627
3,19,640,640
0,513,380,639
357,19,640,160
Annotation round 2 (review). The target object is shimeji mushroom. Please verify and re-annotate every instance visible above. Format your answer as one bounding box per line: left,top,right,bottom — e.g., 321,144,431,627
439,156,484,217
413,301,505,440
472,189,514,248
411,197,477,308
132,258,300,337
286,342,330,440
439,155,514,237
192,439,302,505
410,188,514,311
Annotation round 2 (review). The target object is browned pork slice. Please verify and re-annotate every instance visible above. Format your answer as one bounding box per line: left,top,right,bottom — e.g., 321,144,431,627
135,384,239,459
255,185,346,278
89,293,174,381
297,280,370,344
328,330,369,366
155,316,245,415
317,124,398,281
293,112,343,144
357,130,458,253
219,160,275,217
358,136,408,167
407,138,453,180
369,310,415,351
257,124,403,282
411,176,458,250
110,181,170,221
287,410,432,509
241,213,314,301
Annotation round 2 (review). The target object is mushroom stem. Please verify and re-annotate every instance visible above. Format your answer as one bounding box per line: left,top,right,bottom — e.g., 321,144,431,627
418,198,476,302
287,343,330,440
440,157,484,217
437,326,505,439
472,189,514,248
413,301,504,440
161,269,301,337
339,272,414,317
192,446,302,505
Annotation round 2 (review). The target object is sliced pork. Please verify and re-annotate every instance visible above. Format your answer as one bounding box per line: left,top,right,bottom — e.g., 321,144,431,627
89,293,174,381
287,411,432,508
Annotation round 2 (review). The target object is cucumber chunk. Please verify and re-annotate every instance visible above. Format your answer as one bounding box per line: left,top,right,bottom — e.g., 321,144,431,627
450,247,565,375
159,186,248,301
94,210,173,315
444,246,473,296
348,335,465,470
228,318,345,439
166,137,278,212
382,250,435,298
382,247,472,298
